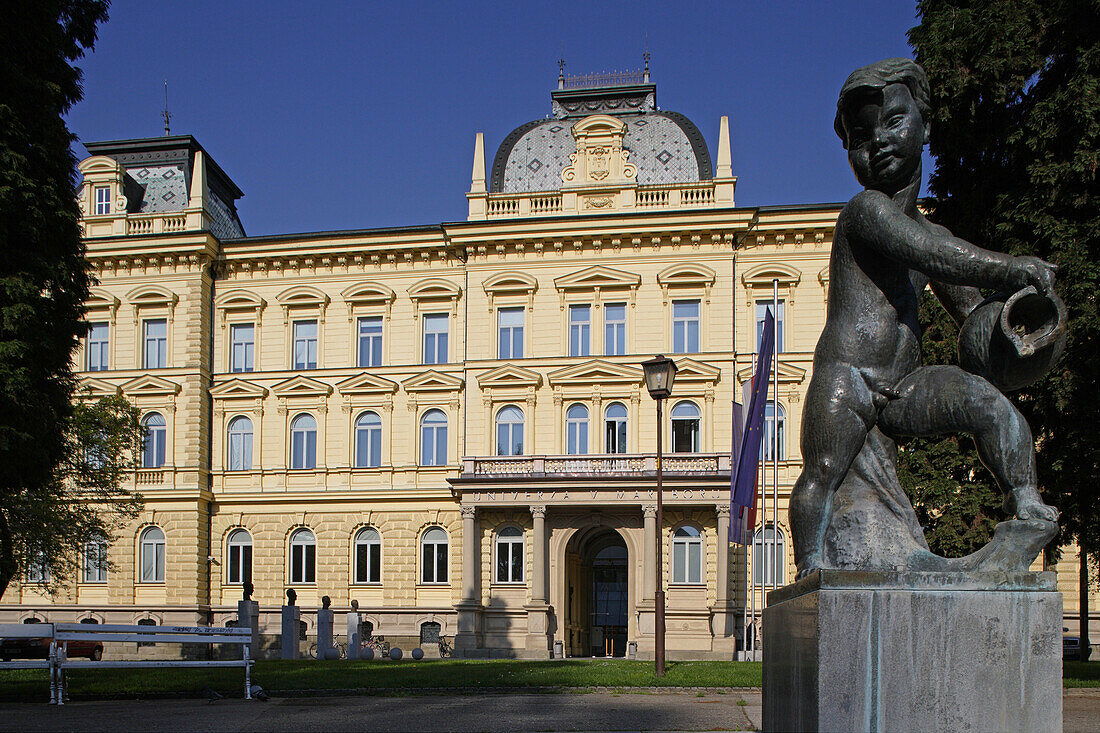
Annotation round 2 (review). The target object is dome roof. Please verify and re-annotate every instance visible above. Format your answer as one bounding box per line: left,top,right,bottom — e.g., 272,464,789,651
490,83,712,194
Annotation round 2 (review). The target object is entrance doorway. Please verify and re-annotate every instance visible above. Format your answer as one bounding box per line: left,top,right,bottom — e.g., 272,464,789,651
565,529,628,657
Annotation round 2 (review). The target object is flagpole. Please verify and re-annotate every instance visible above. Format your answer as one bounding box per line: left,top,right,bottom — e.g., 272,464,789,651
773,279,780,597
749,352,758,655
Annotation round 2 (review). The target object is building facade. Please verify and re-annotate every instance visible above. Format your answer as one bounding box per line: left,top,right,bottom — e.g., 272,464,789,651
3,74,1094,658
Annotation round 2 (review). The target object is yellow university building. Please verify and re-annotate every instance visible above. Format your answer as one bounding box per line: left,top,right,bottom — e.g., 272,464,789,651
3,72,1094,658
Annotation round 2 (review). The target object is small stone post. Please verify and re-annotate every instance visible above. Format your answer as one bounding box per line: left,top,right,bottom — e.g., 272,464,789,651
281,588,299,660
237,581,259,653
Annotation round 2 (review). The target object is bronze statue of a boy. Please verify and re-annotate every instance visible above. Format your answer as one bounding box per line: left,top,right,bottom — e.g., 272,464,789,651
791,58,1059,579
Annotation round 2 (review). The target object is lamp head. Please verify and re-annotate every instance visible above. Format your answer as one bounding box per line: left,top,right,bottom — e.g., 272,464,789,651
642,355,678,399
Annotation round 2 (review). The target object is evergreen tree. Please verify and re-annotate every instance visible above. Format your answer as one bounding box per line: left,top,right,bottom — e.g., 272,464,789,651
909,1,1100,575
0,1,122,599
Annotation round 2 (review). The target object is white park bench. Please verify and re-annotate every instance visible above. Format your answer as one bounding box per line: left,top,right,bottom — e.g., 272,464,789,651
50,623,254,704
0,623,61,702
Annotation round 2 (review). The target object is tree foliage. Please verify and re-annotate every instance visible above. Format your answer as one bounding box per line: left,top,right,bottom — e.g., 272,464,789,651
0,1,118,599
7,395,144,597
909,1,1100,568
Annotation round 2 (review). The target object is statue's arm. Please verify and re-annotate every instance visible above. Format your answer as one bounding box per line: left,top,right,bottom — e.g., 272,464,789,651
843,191,1053,292
929,280,983,325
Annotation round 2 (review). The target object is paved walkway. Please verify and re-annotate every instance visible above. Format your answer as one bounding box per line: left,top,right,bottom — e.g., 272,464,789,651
2,689,1097,732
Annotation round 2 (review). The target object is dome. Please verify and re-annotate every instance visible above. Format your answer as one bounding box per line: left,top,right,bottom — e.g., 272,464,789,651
490,82,712,194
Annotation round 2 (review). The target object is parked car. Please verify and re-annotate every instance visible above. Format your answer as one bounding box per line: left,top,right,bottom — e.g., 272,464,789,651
0,635,102,661
1063,627,1091,661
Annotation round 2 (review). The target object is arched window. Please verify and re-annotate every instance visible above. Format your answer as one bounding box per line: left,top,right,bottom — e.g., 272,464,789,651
495,526,524,583
420,621,441,645
671,401,700,453
142,412,166,468
753,525,786,587
290,414,317,470
672,525,703,584
566,404,589,455
83,536,108,583
421,527,448,584
604,402,628,454
354,527,381,584
289,528,316,584
495,406,524,456
355,411,382,468
762,403,786,461
227,416,253,471
226,529,253,585
420,410,447,466
140,526,165,583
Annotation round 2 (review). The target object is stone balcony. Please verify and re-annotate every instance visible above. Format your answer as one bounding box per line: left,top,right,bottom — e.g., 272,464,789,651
469,179,734,221
460,452,731,478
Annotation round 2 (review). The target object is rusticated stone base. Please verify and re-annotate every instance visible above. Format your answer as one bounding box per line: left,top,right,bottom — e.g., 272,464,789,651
762,570,1062,732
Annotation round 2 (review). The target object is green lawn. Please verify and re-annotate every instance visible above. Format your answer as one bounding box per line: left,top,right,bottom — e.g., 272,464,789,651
0,658,1096,701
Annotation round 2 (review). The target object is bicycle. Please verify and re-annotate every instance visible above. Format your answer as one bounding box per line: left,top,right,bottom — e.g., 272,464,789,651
363,634,389,657
437,635,452,659
308,634,348,659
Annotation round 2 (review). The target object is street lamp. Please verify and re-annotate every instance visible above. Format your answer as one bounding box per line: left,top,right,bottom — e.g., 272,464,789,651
641,354,677,677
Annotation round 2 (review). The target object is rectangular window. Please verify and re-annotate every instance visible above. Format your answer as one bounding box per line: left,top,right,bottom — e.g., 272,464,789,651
143,319,167,368
26,555,49,584
357,317,383,367
569,305,591,357
94,186,111,215
230,323,254,373
293,320,318,370
604,303,626,356
355,542,381,584
291,544,315,584
422,313,448,364
497,307,524,359
755,300,785,352
86,322,109,371
83,542,108,583
672,301,700,353
227,545,252,585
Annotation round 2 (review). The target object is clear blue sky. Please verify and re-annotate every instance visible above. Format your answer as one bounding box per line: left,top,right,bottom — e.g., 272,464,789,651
66,0,927,236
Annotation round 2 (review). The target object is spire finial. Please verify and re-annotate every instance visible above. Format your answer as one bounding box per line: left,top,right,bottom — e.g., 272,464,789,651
162,80,172,136
558,55,566,89
643,34,650,83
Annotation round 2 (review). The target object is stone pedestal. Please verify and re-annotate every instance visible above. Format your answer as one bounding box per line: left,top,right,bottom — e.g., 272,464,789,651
762,570,1061,732
454,601,483,657
237,600,259,647
523,603,552,658
346,612,360,660
280,606,300,660
316,608,333,659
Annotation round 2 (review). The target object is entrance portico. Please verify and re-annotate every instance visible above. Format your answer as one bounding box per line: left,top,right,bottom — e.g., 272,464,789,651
449,453,738,659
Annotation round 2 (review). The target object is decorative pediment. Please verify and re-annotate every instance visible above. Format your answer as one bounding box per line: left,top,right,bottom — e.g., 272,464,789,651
736,361,807,385
215,289,266,311
276,285,329,308
408,278,461,317
86,287,120,313
741,262,802,289
554,265,641,293
340,282,395,309
78,155,123,178
402,370,464,393
210,378,268,400
672,358,722,385
336,372,399,395
561,115,636,186
547,359,642,386
120,374,181,396
657,263,717,289
477,364,543,389
272,375,333,398
77,377,121,399
125,284,178,309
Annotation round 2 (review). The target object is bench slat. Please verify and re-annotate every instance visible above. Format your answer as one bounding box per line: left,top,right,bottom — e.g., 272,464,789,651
60,660,252,669
54,624,243,635
56,633,251,644
0,623,53,638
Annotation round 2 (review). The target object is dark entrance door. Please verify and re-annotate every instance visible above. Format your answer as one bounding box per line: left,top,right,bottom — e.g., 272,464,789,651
590,542,628,657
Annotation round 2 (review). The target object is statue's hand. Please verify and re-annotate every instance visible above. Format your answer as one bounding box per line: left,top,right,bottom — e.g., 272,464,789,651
1016,497,1059,522
795,552,823,581
1011,256,1057,294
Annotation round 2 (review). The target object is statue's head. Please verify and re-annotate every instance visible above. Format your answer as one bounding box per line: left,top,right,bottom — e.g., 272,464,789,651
834,58,932,193
350,599,359,612
286,588,296,606
322,595,331,610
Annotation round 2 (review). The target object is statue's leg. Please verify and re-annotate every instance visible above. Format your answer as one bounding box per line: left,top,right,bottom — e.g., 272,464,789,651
879,365,1057,521
791,363,876,578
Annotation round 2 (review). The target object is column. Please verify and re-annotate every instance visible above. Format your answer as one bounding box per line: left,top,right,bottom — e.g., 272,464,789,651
715,504,730,605
461,505,478,602
643,504,657,601
530,505,547,604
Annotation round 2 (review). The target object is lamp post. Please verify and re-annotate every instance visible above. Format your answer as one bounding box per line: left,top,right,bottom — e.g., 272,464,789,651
641,354,677,678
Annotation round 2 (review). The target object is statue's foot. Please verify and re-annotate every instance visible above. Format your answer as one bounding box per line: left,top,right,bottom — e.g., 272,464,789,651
795,553,822,580
1016,496,1059,522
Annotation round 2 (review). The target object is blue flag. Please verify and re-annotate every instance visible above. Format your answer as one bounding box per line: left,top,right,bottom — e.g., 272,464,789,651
730,309,774,544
